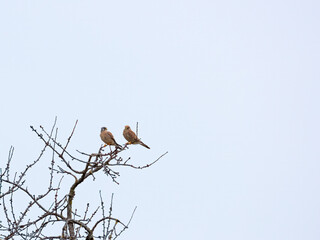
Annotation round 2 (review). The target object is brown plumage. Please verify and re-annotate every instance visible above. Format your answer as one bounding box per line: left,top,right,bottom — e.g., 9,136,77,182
100,127,121,148
123,125,150,149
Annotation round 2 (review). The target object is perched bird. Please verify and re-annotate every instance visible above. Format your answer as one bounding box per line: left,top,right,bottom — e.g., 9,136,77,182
123,125,150,149
100,127,121,148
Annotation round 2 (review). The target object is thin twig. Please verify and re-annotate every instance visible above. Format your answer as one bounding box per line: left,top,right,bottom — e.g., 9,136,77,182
61,120,78,157
109,151,168,169
136,122,139,138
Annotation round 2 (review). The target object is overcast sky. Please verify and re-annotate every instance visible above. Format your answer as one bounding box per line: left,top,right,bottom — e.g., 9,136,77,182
1,1,320,239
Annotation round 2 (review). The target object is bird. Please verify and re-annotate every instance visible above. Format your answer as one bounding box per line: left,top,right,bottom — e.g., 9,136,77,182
123,125,150,149
100,127,121,148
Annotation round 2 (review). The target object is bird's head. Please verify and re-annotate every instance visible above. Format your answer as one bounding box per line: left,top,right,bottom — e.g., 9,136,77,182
101,127,107,132
124,125,131,130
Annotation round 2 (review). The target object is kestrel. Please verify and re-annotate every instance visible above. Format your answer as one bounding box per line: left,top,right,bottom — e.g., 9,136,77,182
123,125,150,149
100,127,121,148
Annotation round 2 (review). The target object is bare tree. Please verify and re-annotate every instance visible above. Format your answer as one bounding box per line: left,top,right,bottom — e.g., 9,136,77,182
0,119,167,239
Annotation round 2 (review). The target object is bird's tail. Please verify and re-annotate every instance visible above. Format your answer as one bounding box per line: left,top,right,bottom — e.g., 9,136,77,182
139,141,150,149
113,140,123,149
115,143,123,149
116,145,122,149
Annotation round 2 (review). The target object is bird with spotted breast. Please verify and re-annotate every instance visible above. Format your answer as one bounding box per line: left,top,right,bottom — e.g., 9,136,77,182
100,127,121,148
123,125,150,149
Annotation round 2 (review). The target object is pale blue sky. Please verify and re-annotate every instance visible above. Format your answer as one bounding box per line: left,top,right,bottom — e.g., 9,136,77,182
1,1,320,239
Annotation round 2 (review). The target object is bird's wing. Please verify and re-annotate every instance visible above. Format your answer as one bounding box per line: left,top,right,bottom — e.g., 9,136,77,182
108,131,119,144
128,129,138,142
107,131,114,139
